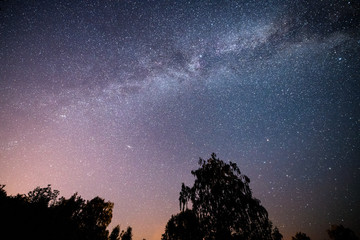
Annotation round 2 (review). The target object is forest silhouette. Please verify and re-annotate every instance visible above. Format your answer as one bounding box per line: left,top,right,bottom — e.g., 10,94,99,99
0,153,358,240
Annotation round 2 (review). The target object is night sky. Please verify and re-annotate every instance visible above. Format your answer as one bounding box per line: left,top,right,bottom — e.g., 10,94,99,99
1,0,359,239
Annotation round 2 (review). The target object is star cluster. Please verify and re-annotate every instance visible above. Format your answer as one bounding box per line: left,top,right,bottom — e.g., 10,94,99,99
1,1,359,239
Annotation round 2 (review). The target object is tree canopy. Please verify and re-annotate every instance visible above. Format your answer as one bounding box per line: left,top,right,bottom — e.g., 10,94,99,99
0,184,132,240
164,153,275,240
162,209,202,240
272,227,283,240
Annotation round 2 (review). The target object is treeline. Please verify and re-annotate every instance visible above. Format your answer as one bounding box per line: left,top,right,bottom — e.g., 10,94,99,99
291,230,359,240
0,184,131,240
161,154,359,240
0,153,358,240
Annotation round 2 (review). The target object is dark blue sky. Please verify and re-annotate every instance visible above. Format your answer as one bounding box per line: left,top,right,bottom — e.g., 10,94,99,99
1,1,359,239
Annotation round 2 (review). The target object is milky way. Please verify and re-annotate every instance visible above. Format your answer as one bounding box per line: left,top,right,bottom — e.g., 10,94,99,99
1,1,359,239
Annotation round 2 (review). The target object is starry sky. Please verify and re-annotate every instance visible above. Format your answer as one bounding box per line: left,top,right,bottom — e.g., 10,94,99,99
0,0,359,239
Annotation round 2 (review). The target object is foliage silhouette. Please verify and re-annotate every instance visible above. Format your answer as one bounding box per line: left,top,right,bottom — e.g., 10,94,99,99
121,226,133,240
78,196,114,240
292,232,311,240
327,224,359,240
110,225,121,240
164,153,277,240
162,209,202,240
27,184,60,207
0,184,131,240
272,227,283,240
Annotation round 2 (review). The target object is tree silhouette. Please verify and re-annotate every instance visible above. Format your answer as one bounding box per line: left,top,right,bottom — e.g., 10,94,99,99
166,153,273,240
78,196,114,240
0,184,124,240
292,232,311,240
162,209,202,240
327,225,359,240
272,227,283,240
121,226,133,240
0,185,7,199
110,225,121,240
27,184,60,207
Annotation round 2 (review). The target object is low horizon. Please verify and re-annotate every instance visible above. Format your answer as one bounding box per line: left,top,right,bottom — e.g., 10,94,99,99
2,152,359,240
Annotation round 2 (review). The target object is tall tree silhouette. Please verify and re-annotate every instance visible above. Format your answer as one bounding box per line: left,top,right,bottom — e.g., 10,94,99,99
167,153,273,240
109,225,121,240
327,225,359,240
121,226,132,240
